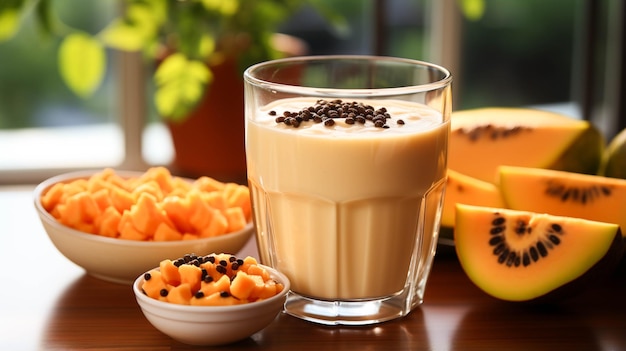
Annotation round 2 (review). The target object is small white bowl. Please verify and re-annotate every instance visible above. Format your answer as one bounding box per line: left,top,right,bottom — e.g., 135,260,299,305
34,170,254,284
133,264,289,346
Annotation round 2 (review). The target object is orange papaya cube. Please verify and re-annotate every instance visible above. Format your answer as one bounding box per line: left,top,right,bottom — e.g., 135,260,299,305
186,190,214,232
161,195,195,234
193,176,225,192
141,270,169,300
230,271,258,300
153,222,183,241
202,191,227,211
118,220,148,241
191,291,241,306
76,191,101,223
239,256,259,273
159,259,181,286
56,193,86,227
67,179,89,193
86,176,110,194
226,185,250,208
167,283,193,305
224,207,247,233
71,221,97,234
199,210,228,238
97,206,122,238
141,167,174,194
110,185,135,213
200,274,231,297
169,177,192,196
90,188,112,212
178,264,202,292
182,233,200,240
129,193,168,236
228,185,252,222
40,182,65,212
199,262,221,282
132,180,164,202
247,264,271,282
253,279,279,300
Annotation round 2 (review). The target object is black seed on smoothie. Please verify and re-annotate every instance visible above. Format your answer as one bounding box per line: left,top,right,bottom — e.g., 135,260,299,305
269,110,277,116
324,118,335,126
397,119,405,125
274,99,397,129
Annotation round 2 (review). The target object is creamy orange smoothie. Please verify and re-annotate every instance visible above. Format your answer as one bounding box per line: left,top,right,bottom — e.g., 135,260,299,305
246,97,448,300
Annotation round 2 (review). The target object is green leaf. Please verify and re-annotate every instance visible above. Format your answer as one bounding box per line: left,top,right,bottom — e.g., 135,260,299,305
458,0,485,21
100,18,148,51
0,9,20,41
100,3,160,52
58,32,106,98
155,53,213,120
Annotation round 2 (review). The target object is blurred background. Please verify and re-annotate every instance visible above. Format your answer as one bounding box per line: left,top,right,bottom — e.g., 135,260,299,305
0,0,624,183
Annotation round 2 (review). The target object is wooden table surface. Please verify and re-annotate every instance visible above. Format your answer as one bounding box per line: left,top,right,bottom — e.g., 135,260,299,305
2,185,625,350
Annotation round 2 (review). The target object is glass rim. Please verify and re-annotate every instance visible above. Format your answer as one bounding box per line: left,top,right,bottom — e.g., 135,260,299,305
243,55,452,98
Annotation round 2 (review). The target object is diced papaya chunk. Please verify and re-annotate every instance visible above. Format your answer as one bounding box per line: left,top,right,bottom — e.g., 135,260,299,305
230,271,257,300
193,176,225,192
161,196,194,234
129,193,167,236
224,207,247,233
190,291,241,306
153,222,183,241
167,283,193,305
178,264,202,292
142,270,169,299
200,210,228,238
41,183,65,212
160,259,181,286
200,274,231,297
97,206,122,238
118,220,148,241
187,191,215,232
110,185,135,213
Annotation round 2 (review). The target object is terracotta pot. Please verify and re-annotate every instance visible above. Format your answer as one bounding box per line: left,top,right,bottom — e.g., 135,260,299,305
167,58,247,183
166,34,308,184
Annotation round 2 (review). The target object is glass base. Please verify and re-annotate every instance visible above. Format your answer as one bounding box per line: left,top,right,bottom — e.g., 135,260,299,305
283,291,422,326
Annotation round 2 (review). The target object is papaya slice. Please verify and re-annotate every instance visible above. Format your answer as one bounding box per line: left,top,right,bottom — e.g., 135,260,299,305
449,108,603,183
441,169,504,231
498,166,626,231
454,204,623,302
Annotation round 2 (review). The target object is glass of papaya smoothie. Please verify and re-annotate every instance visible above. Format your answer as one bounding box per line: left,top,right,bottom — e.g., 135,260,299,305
243,56,452,325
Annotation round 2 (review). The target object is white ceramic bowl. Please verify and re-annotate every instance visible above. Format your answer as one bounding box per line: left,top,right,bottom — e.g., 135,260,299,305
133,264,289,346
34,170,254,284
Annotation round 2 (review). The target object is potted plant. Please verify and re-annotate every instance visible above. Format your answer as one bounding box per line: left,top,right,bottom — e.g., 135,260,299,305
1,0,341,182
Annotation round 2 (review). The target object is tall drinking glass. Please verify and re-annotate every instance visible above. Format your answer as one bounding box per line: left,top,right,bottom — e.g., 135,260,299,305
244,56,452,325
